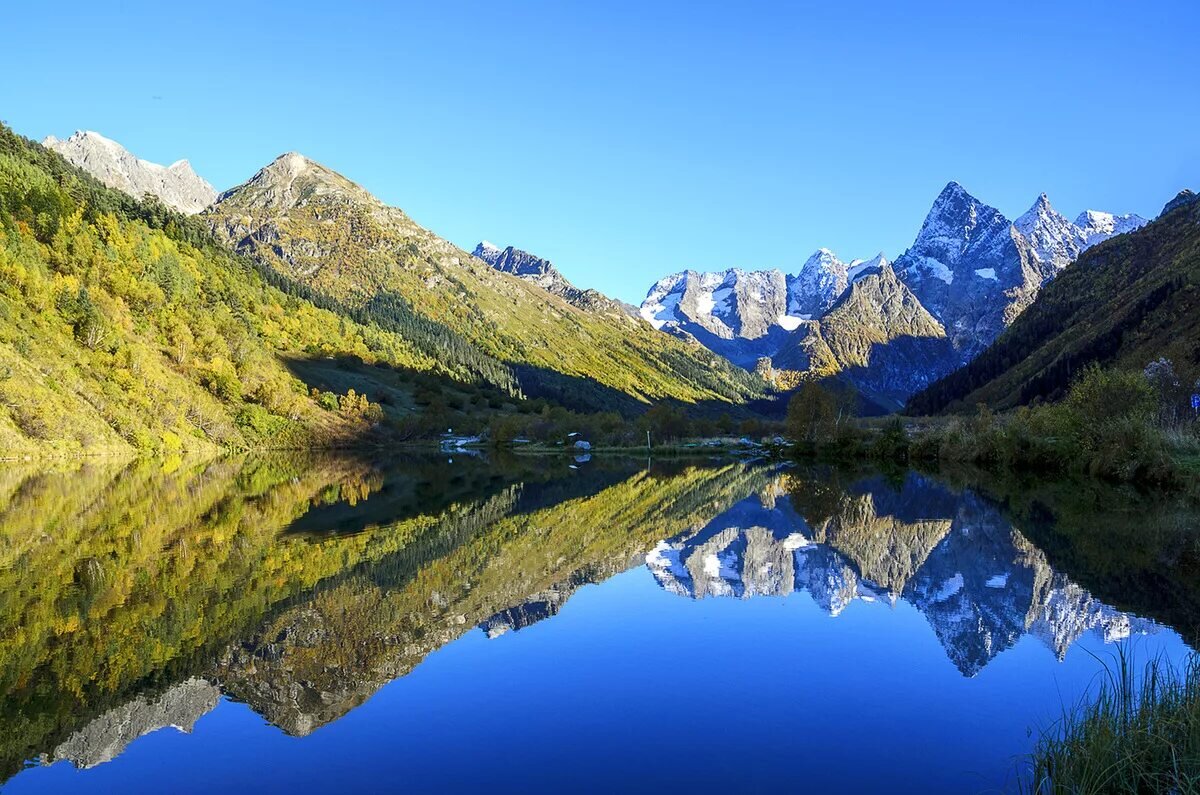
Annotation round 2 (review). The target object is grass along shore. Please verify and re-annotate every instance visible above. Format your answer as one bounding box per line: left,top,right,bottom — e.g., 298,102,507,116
1025,651,1200,793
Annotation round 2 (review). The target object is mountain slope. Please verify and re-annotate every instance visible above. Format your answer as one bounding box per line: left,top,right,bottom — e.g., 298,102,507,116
43,131,216,214
205,153,763,411
906,191,1200,413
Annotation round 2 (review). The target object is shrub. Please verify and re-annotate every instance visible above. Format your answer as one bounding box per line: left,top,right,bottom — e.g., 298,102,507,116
870,418,909,462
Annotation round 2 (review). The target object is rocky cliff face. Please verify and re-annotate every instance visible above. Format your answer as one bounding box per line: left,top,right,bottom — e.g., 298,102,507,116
42,131,216,214
640,249,887,368
892,182,1033,360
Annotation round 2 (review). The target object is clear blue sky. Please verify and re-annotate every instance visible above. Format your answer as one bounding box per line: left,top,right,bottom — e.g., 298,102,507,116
3,1,1197,302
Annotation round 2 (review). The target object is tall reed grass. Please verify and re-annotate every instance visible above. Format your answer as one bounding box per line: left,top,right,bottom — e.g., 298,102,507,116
1026,649,1200,793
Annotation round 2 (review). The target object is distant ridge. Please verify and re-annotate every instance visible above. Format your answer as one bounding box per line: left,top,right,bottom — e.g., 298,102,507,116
472,241,637,317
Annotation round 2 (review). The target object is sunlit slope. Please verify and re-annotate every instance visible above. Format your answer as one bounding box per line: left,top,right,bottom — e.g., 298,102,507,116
206,153,765,411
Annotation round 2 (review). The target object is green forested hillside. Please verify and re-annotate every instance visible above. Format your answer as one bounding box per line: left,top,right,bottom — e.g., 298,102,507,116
0,126,440,456
906,193,1200,414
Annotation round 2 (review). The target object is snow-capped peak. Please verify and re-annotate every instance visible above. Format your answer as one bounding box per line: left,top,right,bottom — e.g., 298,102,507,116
788,249,851,319
797,248,842,274
1014,193,1061,230
1073,209,1148,248
1013,193,1079,278
907,181,1003,268
473,240,502,263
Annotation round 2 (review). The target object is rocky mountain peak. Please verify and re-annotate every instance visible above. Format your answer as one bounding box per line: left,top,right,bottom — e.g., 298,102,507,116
475,240,502,259
909,181,1008,267
43,129,217,214
788,248,851,319
1013,192,1080,279
848,252,890,282
215,152,377,213
473,242,557,281
1014,193,1058,226
473,241,636,317
1160,189,1198,216
1015,195,1147,283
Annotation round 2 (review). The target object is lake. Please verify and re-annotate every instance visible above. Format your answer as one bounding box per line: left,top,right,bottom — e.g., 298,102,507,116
0,453,1195,793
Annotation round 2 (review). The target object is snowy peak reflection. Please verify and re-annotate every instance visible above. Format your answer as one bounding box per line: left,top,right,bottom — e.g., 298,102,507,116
646,472,1157,676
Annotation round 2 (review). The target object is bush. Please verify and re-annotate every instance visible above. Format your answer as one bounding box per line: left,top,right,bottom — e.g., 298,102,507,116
870,418,909,462
857,366,1188,485
236,404,285,437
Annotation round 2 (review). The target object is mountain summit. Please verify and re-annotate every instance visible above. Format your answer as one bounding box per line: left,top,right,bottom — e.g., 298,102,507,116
42,130,216,214
892,182,1146,373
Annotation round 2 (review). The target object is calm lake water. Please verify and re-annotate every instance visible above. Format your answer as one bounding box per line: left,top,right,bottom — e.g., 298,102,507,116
1,453,1196,793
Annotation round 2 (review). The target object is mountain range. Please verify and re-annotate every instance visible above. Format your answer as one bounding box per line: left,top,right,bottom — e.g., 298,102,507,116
22,126,1167,418
637,183,1147,407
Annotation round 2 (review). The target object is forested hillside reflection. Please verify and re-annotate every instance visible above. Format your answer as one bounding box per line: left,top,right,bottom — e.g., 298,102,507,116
0,455,1195,780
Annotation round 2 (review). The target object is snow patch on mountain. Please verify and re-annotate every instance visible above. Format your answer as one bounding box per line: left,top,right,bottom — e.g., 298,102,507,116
848,253,890,283
1014,194,1147,283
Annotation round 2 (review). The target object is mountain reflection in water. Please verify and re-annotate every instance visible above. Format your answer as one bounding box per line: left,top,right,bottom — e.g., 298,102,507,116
645,474,1154,676
0,454,1195,793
